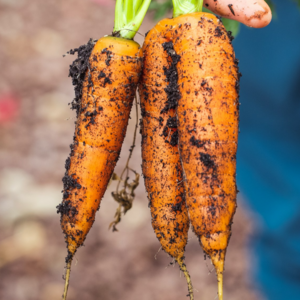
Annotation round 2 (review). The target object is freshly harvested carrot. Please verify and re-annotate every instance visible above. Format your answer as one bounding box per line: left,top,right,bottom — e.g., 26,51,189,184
142,0,240,298
56,0,150,298
59,34,142,261
139,29,193,298
173,14,239,300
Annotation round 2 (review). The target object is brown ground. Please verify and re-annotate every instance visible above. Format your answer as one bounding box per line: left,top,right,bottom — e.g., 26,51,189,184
0,0,264,299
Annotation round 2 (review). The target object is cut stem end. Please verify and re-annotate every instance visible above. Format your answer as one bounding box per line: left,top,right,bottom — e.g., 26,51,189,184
113,0,151,39
172,0,204,18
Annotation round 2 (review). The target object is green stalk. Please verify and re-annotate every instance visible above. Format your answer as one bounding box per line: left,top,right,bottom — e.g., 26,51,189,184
172,0,203,18
113,0,152,39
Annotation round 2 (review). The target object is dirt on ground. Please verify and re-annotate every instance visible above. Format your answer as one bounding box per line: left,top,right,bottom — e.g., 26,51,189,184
0,0,264,299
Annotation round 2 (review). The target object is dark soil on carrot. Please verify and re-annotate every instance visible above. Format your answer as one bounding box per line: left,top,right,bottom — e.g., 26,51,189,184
161,41,181,114
68,39,96,116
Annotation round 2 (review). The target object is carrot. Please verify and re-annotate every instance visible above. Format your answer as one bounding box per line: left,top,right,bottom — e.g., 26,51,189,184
173,14,239,300
59,34,142,268
139,28,193,299
56,0,151,298
141,1,240,298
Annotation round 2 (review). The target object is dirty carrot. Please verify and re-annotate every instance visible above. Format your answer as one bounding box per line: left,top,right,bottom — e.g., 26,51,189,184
174,13,239,300
143,0,240,298
56,0,150,298
139,21,193,300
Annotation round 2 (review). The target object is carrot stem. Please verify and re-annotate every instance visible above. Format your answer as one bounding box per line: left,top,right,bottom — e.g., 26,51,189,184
172,0,203,18
177,259,194,300
62,260,72,300
114,0,151,39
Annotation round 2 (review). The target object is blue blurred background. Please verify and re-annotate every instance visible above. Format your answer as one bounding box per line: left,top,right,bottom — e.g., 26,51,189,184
0,0,299,300
236,1,300,299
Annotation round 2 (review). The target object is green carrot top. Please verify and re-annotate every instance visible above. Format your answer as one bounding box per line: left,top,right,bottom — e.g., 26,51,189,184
113,0,152,39
172,0,203,18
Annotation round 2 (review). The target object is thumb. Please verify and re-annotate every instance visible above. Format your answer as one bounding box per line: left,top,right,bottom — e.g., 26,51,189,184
204,0,272,28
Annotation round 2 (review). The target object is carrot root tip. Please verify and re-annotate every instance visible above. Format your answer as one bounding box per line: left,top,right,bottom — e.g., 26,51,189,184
209,250,225,300
177,259,194,300
217,271,223,300
62,259,72,300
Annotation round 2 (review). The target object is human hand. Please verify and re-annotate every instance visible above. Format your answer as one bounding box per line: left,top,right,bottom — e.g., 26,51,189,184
204,0,272,28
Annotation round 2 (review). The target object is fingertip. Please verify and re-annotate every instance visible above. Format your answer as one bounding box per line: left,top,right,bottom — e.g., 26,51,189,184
204,0,273,29
246,6,272,28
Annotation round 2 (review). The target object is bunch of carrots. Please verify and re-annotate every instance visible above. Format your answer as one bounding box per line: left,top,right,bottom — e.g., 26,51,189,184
57,0,272,299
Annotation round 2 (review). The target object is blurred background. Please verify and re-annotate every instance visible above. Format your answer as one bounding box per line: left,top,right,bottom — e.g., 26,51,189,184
0,0,299,300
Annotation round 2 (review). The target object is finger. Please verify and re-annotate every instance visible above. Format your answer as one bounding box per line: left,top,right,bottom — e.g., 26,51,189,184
204,0,272,28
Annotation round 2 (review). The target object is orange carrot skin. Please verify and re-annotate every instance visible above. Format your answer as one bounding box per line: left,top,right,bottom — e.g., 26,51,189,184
176,14,238,272
139,32,189,260
148,12,239,273
58,36,142,258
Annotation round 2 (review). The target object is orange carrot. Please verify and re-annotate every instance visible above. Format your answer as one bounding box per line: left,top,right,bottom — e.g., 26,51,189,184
58,36,142,260
57,0,151,298
139,23,193,300
57,36,142,298
174,14,239,300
